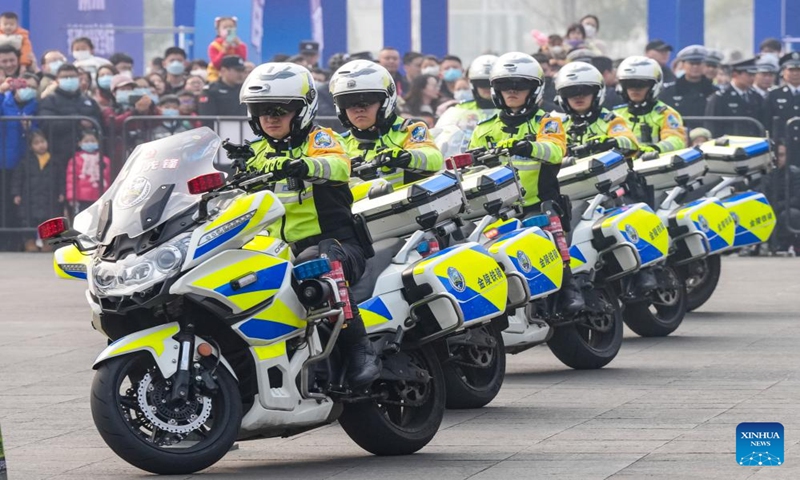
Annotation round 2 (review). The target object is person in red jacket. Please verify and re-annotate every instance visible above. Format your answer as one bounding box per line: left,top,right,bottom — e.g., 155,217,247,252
66,130,111,215
207,16,247,83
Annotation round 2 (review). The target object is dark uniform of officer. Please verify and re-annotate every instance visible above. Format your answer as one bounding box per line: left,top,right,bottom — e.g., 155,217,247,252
705,58,765,136
198,55,247,116
661,45,717,118
765,52,800,141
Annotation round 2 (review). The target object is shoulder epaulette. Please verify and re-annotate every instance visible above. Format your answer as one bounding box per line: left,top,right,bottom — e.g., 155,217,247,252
341,130,352,138
654,104,668,113
477,114,498,125
612,104,627,110
600,109,615,121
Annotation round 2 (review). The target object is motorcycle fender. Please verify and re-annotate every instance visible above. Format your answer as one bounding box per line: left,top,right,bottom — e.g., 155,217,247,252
92,322,237,380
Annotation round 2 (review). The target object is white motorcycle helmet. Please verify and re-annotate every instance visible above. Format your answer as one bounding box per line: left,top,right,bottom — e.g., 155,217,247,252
489,52,545,114
329,60,397,130
240,62,319,138
467,54,498,107
554,61,606,118
616,56,664,106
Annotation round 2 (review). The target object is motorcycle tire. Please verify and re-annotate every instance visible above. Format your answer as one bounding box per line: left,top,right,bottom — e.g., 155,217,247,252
623,266,688,337
442,322,506,409
91,352,242,475
547,284,623,369
339,344,445,456
682,255,722,312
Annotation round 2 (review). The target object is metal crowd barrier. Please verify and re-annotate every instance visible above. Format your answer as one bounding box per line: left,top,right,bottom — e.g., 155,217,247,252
0,115,107,249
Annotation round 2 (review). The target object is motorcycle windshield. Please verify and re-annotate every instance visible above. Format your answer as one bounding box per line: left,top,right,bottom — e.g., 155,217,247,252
430,108,492,158
73,127,223,243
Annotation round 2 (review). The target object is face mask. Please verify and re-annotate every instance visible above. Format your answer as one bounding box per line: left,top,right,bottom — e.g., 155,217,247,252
421,66,440,76
48,60,64,73
190,69,208,81
72,50,91,61
119,70,134,79
454,89,473,102
166,61,185,76
97,75,113,90
58,77,80,92
161,108,179,117
550,46,565,57
582,24,597,38
567,39,583,48
80,142,99,153
16,87,36,102
115,90,132,104
443,68,462,82
135,88,158,103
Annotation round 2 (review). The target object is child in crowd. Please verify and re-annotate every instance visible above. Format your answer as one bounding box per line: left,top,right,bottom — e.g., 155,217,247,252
65,130,111,216
150,95,189,140
12,130,64,252
207,16,247,82
0,11,34,70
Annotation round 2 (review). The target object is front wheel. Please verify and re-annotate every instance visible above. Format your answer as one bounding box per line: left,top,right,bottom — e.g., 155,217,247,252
339,345,445,455
91,353,242,475
547,284,623,369
623,266,688,337
681,255,722,312
442,322,506,409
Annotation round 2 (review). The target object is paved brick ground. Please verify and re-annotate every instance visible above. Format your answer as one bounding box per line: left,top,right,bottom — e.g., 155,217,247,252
0,253,798,479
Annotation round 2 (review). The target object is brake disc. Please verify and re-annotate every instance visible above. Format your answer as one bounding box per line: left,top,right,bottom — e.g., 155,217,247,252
136,373,213,434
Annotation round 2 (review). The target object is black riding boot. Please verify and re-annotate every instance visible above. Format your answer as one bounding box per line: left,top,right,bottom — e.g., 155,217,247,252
560,266,585,314
339,305,381,388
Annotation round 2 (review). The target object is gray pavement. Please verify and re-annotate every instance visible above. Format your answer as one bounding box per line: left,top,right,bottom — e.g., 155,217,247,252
0,253,799,479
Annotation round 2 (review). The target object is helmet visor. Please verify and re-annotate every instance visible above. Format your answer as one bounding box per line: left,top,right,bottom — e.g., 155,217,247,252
620,79,654,90
559,84,597,98
470,79,490,89
334,91,386,110
491,78,539,92
247,100,305,118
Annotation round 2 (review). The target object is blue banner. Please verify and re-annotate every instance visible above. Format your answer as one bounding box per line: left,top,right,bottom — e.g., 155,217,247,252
28,0,144,72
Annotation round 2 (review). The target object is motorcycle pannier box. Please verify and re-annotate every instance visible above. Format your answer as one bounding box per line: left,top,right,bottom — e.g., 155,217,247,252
558,150,629,201
633,147,708,190
487,226,563,300
722,191,776,248
667,198,736,262
353,172,463,241
700,136,771,176
402,243,508,334
460,165,520,219
592,203,669,276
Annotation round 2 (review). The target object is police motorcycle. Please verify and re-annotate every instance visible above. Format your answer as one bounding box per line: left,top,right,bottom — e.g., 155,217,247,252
348,145,513,409
44,128,514,474
563,135,690,338
431,111,625,370
676,136,777,311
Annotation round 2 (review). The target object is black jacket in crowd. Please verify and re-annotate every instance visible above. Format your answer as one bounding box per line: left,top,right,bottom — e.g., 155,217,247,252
764,85,800,140
38,88,103,163
705,86,766,136
11,152,65,227
660,76,717,118
198,81,247,117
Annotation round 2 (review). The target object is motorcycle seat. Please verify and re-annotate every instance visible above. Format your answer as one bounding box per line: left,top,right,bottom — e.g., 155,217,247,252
351,237,406,304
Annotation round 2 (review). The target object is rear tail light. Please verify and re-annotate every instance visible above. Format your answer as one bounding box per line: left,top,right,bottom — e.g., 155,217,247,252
188,172,226,195
37,217,69,239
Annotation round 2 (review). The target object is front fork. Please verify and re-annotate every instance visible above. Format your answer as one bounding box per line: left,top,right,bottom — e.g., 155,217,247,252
170,323,219,405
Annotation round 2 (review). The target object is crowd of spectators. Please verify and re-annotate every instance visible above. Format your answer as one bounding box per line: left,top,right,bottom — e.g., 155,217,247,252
0,9,798,252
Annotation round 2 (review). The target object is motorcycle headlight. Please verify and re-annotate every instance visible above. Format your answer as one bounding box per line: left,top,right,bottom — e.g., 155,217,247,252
92,233,191,297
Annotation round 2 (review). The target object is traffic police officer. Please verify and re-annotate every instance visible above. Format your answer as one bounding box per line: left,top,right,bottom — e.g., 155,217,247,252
240,62,381,387
661,45,717,118
765,52,800,141
199,55,248,116
705,58,765,136
454,54,499,116
329,60,443,188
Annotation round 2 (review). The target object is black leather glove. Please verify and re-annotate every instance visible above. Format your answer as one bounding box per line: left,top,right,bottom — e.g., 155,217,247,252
381,148,413,168
284,159,310,178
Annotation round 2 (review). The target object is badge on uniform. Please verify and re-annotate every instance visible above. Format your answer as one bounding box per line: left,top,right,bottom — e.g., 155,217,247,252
611,123,626,133
666,113,680,128
313,130,333,148
543,120,560,134
410,125,427,142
